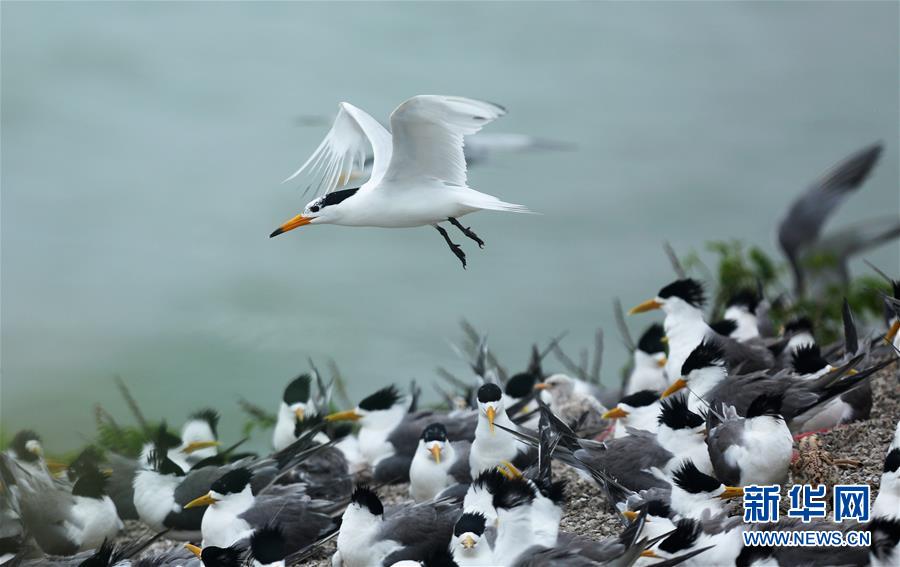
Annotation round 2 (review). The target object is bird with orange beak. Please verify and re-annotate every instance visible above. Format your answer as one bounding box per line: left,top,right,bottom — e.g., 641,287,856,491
269,96,532,269
468,384,532,478
629,278,773,385
408,423,471,502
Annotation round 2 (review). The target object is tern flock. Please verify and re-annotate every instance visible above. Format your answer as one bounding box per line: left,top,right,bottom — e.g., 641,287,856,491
2,96,899,567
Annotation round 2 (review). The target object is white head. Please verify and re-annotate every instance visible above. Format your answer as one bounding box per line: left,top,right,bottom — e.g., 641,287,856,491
630,279,707,319
269,188,360,237
475,383,505,434
179,409,220,463
464,469,506,525
418,423,452,465
325,385,406,431
603,389,661,424
669,461,742,519
183,467,254,513
534,374,576,401
450,512,492,563
662,341,727,399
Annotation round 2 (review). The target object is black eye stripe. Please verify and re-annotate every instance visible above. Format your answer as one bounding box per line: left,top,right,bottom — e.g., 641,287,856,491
317,187,359,210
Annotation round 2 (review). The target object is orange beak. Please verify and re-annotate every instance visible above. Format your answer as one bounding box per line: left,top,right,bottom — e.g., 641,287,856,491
622,510,639,521
602,407,628,419
429,444,442,464
629,299,662,315
533,383,549,390
270,214,313,237
886,320,900,344
661,378,687,398
486,406,496,433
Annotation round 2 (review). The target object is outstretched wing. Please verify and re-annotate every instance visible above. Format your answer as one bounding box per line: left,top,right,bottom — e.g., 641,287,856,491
384,95,506,188
283,102,392,196
778,143,883,256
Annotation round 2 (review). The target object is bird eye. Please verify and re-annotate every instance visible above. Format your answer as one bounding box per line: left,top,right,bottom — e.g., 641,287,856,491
309,205,320,213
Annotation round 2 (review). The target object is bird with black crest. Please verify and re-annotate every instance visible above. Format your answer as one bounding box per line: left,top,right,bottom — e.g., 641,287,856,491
705,392,793,486
273,373,329,451
624,323,668,395
603,389,661,439
326,384,476,483
409,422,471,502
629,278,774,382
332,484,459,567
468,383,533,478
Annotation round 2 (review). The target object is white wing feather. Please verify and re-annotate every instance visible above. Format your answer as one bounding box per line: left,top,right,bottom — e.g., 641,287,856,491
384,95,506,187
283,102,392,195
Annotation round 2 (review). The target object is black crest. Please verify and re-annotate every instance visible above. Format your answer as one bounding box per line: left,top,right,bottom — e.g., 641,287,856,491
211,468,252,495
316,187,359,210
746,393,784,419
709,319,738,338
10,430,41,462
658,394,704,430
148,449,185,477
293,412,326,438
72,463,108,499
477,383,502,403
869,517,900,561
540,479,567,505
492,476,535,510
422,423,448,443
505,373,537,398
637,324,666,354
658,518,702,553
645,499,672,518
672,460,721,494
189,408,220,438
619,389,660,409
727,289,760,313
658,279,706,307
153,422,183,451
250,525,288,565
454,512,487,536
681,341,726,376
791,344,828,375
358,385,402,411
351,484,384,516
201,545,243,567
67,446,103,482
283,374,312,405
784,316,814,334
471,469,506,494
885,448,900,474
735,542,774,567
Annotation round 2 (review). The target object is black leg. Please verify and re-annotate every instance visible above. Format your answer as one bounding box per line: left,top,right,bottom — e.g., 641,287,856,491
448,217,485,249
435,225,466,269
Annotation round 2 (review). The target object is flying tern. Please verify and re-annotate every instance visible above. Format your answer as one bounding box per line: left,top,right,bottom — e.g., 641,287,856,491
271,95,531,268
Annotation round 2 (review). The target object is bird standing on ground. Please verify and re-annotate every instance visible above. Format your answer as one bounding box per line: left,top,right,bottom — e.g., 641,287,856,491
469,384,532,478
408,423,471,502
271,95,531,268
624,324,668,395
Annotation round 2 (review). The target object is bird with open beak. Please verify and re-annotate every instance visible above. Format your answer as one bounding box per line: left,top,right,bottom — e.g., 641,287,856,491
408,423,471,502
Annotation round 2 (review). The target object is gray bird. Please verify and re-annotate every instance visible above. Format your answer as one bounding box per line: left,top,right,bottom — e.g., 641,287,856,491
777,142,896,296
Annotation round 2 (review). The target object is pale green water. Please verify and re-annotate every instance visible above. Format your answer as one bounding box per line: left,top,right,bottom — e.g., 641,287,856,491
2,2,898,452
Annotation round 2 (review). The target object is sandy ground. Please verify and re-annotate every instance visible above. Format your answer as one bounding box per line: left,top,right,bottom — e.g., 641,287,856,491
120,359,899,566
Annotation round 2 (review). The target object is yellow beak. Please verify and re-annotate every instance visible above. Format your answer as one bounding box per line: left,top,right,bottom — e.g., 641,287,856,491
719,486,744,499
499,460,523,479
46,460,68,476
885,320,900,344
184,543,202,557
462,535,476,549
661,378,687,398
533,382,549,390
184,492,218,509
641,550,660,558
294,407,305,421
429,445,442,464
622,510,639,521
657,356,667,368
182,440,220,455
270,214,313,237
629,298,662,315
325,409,362,422
602,406,629,420
486,406,496,433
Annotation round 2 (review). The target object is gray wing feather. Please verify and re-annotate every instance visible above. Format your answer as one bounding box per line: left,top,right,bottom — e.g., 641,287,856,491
448,441,472,483
574,431,671,492
105,452,139,520
706,419,745,486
